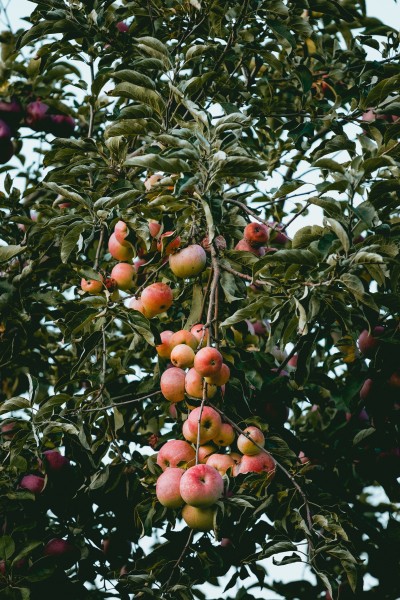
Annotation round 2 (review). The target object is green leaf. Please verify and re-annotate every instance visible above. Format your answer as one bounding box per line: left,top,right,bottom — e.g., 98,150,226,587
0,536,15,560
124,154,191,173
340,273,379,311
109,83,165,114
363,75,400,109
112,69,156,90
43,182,88,206
0,397,30,415
353,427,376,445
325,218,350,254
0,244,24,263
254,249,318,275
61,223,86,263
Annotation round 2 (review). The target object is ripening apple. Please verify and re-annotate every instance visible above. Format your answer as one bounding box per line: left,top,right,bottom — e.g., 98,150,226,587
187,406,222,443
108,233,135,261
128,297,147,316
141,282,173,317
190,323,208,347
43,450,70,472
239,452,276,476
185,368,217,399
149,221,161,238
169,244,207,278
235,239,265,257
206,453,235,475
81,275,103,294
179,464,224,507
268,223,290,245
20,474,45,494
116,21,129,32
169,330,198,351
237,426,265,456
156,468,184,508
43,538,79,568
160,367,186,402
244,222,269,247
194,347,223,377
110,263,135,291
205,363,230,386
229,452,242,476
182,505,215,531
198,444,216,464
157,231,181,255
156,440,196,470
182,418,198,444
0,98,23,129
358,326,385,357
213,423,235,447
114,221,129,245
170,344,195,369
156,330,174,359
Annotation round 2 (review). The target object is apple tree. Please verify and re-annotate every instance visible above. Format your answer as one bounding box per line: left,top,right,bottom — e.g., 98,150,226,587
0,0,400,598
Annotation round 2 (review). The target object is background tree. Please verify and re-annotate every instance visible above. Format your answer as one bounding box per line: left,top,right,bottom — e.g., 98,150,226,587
0,1,400,598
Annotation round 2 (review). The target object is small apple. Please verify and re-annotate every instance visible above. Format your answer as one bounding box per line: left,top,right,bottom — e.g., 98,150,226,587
187,406,222,443
213,423,235,447
157,231,181,255
206,453,235,475
149,221,161,238
237,426,265,456
194,347,223,377
179,464,224,507
156,330,174,359
108,233,135,261
25,100,50,130
190,323,209,347
43,450,70,472
156,468,184,508
170,344,195,369
141,282,173,317
239,452,276,476
20,474,45,494
81,275,104,294
205,363,230,386
235,239,265,256
181,505,215,531
244,222,269,247
358,326,385,358
197,444,216,464
169,330,198,351
110,263,135,290
160,367,186,402
116,21,129,32
169,245,207,278
156,440,195,470
43,538,79,568
185,368,217,400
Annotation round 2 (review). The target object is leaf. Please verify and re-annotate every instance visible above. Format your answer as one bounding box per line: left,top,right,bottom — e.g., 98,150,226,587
261,541,297,559
61,223,86,263
124,154,191,173
0,536,15,560
71,331,103,377
43,182,88,206
12,541,42,565
364,75,400,109
272,553,302,566
0,244,24,263
220,270,243,303
254,249,318,275
0,397,30,415
185,45,209,63
112,69,156,90
184,284,204,330
266,19,296,48
220,298,266,327
324,218,350,254
340,274,379,311
109,83,165,114
105,119,152,138
217,156,267,178
353,427,376,445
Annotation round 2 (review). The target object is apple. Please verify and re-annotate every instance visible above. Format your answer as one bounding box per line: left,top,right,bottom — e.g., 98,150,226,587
358,326,385,357
268,223,290,245
141,282,173,317
201,234,227,253
157,231,181,255
160,367,186,402
287,354,298,368
144,173,163,191
156,468,184,508
1,421,17,440
187,406,222,443
110,263,135,291
0,98,23,129
81,275,103,294
181,505,215,531
244,222,269,247
48,114,75,137
194,347,223,377
43,450,70,472
239,452,276,476
114,221,129,245
237,426,265,456
169,245,207,278
170,344,195,369
179,464,223,507
43,538,79,568
253,320,270,336
116,21,129,32
182,419,198,444
198,444,216,464
190,323,209,347
185,368,217,400
20,474,45,494
128,297,147,316
108,233,135,261
235,239,265,256
360,378,376,402
0,119,11,140
229,452,242,476
213,423,235,447
156,330,174,359
169,330,198,351
25,100,50,130
156,440,195,470
205,363,230,386
149,221,161,238
206,453,235,475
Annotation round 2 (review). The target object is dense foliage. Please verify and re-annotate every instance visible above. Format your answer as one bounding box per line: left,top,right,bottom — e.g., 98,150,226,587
1,1,400,598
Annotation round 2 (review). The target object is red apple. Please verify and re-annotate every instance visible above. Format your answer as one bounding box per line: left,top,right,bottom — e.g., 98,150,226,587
170,344,195,369
190,323,209,347
43,538,79,568
20,474,45,494
0,98,23,129
197,444,216,464
110,263,135,290
185,368,217,400
169,330,198,351
156,468,184,508
156,440,195,470
182,419,198,444
128,297,147,316
244,222,269,247
114,221,129,245
108,233,135,261
157,231,181,255
358,326,384,358
169,245,207,278
43,450,70,472
116,21,129,32
160,367,186,402
48,114,75,137
149,221,161,238
194,347,223,377
205,363,230,386
237,426,265,456
156,330,174,359
181,505,215,531
187,406,222,443
239,452,276,476
235,239,265,257
206,453,235,475
141,282,173,317
1,421,17,440
213,423,235,447
179,464,223,507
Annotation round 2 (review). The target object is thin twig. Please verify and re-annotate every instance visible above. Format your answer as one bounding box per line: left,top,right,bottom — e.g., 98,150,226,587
163,530,194,593
80,390,161,413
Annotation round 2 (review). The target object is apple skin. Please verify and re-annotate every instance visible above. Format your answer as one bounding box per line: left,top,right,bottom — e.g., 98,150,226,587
185,368,217,400
114,221,129,245
244,222,269,247
116,21,129,32
110,263,135,291
359,378,376,403
194,347,223,377
20,474,45,494
182,419,198,444
187,406,222,443
141,282,173,317
169,244,207,278
182,505,215,531
160,367,186,402
156,468,184,508
0,98,23,129
156,330,174,359
25,100,49,130
128,297,147,316
169,330,198,351
156,440,195,470
268,223,290,245
0,118,11,139
108,233,135,261
1,421,17,440
239,452,276,476
190,323,208,347
229,452,242,476
43,450,70,472
197,444,216,464
206,453,235,475
213,423,235,447
149,221,161,238
237,426,265,456
235,239,265,256
358,326,384,358
43,538,79,568
179,464,224,507
157,232,181,255
48,114,75,137
170,344,195,369
205,363,230,386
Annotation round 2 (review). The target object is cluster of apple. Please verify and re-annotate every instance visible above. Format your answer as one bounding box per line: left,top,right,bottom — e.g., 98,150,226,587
0,97,75,164
235,221,289,257
157,327,230,403
155,418,275,531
